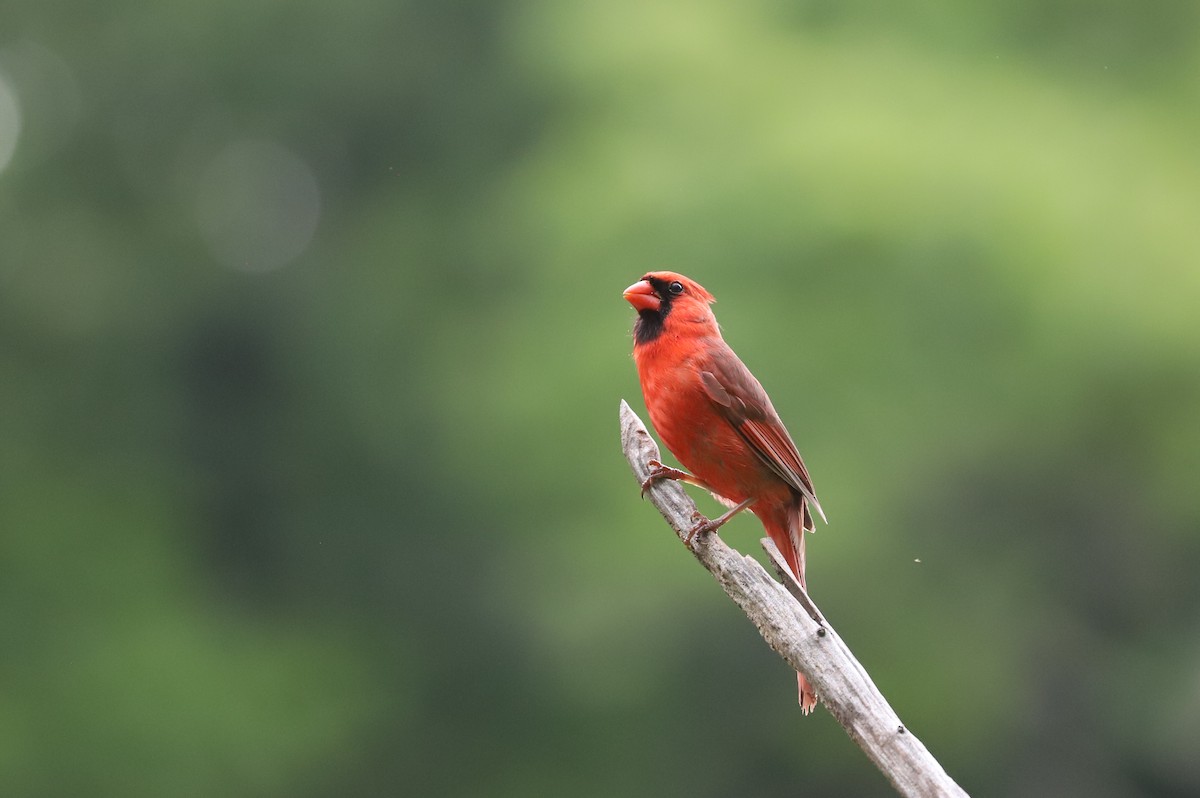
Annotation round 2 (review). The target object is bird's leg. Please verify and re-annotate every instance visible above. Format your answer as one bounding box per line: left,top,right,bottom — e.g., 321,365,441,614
640,459,713,496
685,497,756,545
638,459,754,544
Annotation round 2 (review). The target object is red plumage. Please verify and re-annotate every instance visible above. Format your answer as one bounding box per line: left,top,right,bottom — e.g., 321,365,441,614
624,271,826,713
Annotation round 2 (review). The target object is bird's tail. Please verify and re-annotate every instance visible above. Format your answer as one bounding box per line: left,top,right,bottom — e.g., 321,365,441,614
797,672,817,715
769,501,818,714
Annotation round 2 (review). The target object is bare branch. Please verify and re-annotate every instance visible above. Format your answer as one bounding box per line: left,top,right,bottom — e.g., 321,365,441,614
620,400,969,798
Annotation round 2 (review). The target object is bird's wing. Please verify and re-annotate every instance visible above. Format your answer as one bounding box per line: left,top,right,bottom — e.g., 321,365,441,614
700,357,826,525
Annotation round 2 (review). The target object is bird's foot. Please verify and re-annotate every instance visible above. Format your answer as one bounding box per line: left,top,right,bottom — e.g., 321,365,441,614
684,513,719,546
640,459,695,497
682,496,757,546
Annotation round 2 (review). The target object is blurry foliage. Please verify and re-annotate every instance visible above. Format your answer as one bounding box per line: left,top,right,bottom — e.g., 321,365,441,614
1,0,1199,796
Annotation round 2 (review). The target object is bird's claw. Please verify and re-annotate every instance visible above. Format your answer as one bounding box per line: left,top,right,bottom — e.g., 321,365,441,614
641,459,694,497
639,459,666,496
684,513,716,546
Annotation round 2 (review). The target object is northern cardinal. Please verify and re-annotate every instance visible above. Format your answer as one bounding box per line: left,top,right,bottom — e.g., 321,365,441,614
624,271,827,713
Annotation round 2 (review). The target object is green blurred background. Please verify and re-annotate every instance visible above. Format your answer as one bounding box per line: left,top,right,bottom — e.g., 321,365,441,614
3,1,1199,795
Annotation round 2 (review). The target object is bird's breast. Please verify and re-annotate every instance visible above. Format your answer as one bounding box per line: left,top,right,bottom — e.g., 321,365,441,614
634,343,774,503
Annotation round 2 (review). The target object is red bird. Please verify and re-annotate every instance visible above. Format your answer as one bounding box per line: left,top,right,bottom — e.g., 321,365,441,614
624,271,826,713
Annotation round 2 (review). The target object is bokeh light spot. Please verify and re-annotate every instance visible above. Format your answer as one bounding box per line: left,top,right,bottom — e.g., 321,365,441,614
195,140,321,273
0,42,80,169
0,71,20,173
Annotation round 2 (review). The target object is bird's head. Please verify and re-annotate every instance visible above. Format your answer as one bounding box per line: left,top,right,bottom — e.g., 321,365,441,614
623,271,717,345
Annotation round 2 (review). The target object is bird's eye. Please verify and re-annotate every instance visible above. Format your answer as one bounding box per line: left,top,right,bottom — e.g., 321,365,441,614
668,281,684,296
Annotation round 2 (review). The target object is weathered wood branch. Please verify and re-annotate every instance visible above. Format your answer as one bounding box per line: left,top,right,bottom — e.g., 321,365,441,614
619,400,969,798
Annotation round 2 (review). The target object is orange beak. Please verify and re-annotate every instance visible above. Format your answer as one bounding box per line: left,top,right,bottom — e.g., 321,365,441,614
623,279,660,312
